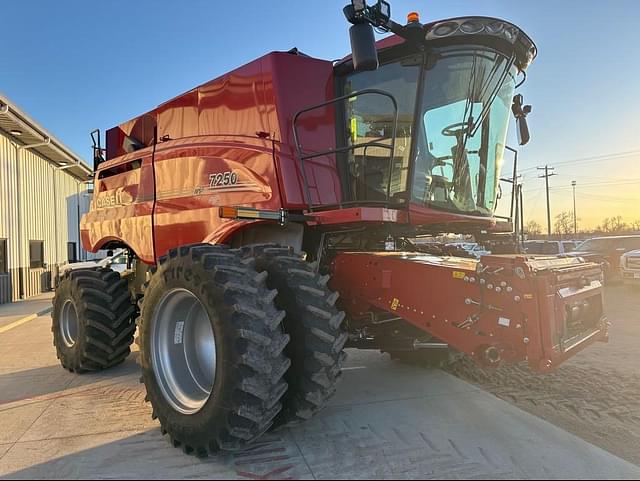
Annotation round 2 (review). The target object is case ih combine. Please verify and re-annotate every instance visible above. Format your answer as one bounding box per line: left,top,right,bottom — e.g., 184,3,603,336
52,1,607,456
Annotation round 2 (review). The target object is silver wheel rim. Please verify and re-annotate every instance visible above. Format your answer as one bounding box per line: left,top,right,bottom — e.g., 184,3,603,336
60,300,79,348
150,288,217,415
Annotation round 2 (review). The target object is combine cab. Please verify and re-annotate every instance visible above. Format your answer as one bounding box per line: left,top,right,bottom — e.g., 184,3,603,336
51,0,606,456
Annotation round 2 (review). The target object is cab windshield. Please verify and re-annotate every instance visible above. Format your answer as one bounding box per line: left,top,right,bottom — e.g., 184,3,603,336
413,47,517,215
338,46,517,215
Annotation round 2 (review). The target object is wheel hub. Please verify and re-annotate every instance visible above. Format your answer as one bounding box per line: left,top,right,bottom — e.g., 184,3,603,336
60,299,79,348
150,288,217,415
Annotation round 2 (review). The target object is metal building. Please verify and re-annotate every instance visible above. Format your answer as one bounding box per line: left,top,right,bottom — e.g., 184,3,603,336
0,94,92,304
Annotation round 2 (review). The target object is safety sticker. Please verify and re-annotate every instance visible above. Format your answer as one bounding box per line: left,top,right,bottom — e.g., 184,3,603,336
174,321,185,345
390,298,400,311
498,317,511,327
453,271,466,279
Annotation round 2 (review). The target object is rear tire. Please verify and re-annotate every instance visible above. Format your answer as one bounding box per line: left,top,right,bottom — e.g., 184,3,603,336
138,244,291,455
241,245,347,427
52,268,137,373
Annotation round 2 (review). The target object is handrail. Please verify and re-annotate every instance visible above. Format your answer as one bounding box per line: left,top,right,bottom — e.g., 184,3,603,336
292,89,399,211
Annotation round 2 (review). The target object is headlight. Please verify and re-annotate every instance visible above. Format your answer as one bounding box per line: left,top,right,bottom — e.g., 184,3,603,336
425,16,537,71
426,17,519,44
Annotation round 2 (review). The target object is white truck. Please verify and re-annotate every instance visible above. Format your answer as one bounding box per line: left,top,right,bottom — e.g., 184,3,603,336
621,249,640,286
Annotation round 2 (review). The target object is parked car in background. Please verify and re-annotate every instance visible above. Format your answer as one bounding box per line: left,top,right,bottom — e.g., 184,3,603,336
446,242,491,259
524,240,579,255
445,242,476,251
620,249,640,286
570,235,640,280
59,249,128,279
468,243,492,258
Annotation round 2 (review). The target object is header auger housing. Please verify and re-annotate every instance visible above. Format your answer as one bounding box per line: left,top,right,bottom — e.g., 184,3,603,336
52,0,606,456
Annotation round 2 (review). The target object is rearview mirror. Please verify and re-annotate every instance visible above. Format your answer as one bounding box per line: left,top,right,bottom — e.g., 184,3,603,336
516,115,530,146
349,22,379,71
512,94,532,146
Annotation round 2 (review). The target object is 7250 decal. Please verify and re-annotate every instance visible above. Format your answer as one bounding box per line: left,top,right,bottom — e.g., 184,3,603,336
209,171,239,187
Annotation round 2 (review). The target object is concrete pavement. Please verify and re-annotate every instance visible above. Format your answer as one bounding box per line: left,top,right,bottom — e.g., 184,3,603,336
0,293,53,330
0,310,639,479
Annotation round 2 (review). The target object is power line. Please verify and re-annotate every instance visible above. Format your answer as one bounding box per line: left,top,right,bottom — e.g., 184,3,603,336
552,149,640,167
551,189,637,205
525,187,545,222
555,173,637,182
549,179,640,191
519,149,640,174
521,180,639,194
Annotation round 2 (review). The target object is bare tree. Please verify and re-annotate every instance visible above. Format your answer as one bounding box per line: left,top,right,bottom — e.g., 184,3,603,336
600,216,628,233
631,219,640,232
554,211,574,236
525,220,542,236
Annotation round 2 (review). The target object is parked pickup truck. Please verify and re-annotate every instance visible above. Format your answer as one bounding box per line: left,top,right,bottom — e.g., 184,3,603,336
621,249,640,286
570,235,640,281
524,240,579,255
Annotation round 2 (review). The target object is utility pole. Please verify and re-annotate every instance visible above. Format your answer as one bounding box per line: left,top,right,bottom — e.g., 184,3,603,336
572,180,577,237
538,166,556,237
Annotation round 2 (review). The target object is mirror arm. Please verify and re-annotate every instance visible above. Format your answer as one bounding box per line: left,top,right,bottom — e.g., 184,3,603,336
344,1,425,45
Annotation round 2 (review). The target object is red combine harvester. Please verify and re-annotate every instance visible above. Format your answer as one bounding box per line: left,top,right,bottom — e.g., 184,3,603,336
52,1,607,456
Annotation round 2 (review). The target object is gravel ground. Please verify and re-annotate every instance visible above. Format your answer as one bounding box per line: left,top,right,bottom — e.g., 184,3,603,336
446,285,640,466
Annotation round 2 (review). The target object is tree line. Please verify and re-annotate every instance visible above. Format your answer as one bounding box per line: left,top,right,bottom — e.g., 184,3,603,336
525,214,640,238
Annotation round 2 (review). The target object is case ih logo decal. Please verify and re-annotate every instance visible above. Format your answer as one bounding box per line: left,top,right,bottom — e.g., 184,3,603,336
94,189,133,209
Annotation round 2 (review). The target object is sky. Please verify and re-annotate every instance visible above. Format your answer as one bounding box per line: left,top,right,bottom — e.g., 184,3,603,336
2,0,639,230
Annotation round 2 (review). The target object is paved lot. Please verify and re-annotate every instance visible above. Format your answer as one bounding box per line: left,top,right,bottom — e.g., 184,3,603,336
448,285,640,467
1,298,639,479
0,293,53,331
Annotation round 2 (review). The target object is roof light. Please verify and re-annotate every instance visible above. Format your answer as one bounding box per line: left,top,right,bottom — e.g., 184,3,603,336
407,11,420,24
426,17,520,44
424,16,538,70
9,129,22,137
460,20,484,34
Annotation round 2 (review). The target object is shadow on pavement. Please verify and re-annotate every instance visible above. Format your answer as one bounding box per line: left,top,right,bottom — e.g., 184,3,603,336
0,355,140,407
0,429,297,480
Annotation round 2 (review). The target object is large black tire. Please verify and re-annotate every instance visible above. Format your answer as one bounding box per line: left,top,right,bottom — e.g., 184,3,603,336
241,245,347,427
137,244,291,456
52,267,137,373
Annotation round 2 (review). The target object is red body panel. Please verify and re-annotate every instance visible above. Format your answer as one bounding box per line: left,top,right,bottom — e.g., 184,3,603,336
83,147,156,263
331,252,607,372
85,52,339,260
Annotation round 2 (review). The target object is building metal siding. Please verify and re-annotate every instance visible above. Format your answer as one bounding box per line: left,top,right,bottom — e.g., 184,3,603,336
0,131,90,303
0,133,21,302
0,273,10,304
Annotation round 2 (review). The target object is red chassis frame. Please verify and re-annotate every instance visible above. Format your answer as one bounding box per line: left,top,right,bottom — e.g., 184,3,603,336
331,252,608,373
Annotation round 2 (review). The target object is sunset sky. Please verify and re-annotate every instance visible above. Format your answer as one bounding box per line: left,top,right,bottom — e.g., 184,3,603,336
2,0,638,230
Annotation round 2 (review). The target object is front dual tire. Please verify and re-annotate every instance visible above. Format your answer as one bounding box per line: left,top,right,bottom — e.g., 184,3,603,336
137,244,292,455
